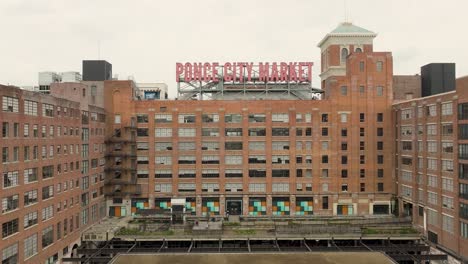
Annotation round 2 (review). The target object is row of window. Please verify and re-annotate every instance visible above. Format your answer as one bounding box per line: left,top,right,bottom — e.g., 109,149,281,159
121,112,384,124
400,157,453,171
400,123,453,137
400,140,453,153
155,182,385,193
0,122,97,139
400,102,453,120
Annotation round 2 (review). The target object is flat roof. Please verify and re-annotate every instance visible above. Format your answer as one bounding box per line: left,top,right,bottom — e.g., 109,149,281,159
110,252,395,264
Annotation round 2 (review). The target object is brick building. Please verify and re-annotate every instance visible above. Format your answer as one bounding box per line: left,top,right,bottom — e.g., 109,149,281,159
0,82,106,263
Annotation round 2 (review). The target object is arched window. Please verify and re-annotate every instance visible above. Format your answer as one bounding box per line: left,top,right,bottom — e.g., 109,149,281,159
341,48,349,64
355,47,362,53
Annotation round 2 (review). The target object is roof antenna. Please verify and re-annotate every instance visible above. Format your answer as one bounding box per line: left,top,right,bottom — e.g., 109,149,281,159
344,0,349,23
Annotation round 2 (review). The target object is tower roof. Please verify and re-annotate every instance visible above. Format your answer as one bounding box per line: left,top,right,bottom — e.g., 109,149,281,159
317,22,377,47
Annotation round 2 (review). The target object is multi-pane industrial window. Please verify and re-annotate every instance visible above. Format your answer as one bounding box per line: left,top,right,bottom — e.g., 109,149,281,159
249,183,266,192
401,185,412,198
202,141,219,150
178,114,196,123
2,96,19,112
225,114,242,123
137,142,149,150
24,168,38,184
250,155,267,164
272,169,289,177
248,114,266,123
272,128,289,136
249,141,265,151
427,124,437,135
225,155,242,165
2,194,19,213
42,185,54,200
178,183,196,192
2,218,18,238
340,113,348,123
427,105,437,117
2,147,8,163
376,86,384,96
272,183,289,192
225,169,243,178
402,141,412,151
401,126,412,136
442,142,453,153
442,160,454,172
460,144,468,159
24,233,38,258
202,183,219,192
3,171,18,188
376,61,383,72
202,114,219,123
427,141,437,153
23,123,29,137
401,109,413,120
155,142,172,151
225,183,243,192
202,128,219,137
225,128,242,136
155,113,172,123
272,141,289,150
249,169,266,178
42,165,54,179
202,156,219,164
155,183,172,193
272,113,289,123
202,169,219,178
1,243,17,263
442,214,454,234
42,226,54,248
401,157,412,166
441,123,453,136
401,171,412,182
442,177,454,192
427,209,438,226
137,128,148,136
224,141,242,150
427,158,437,170
427,191,438,205
179,142,196,151
155,128,172,137
442,102,453,115
460,183,468,200
428,175,438,188
136,114,148,123
42,205,54,221
178,128,196,137
377,113,383,122
442,196,454,209
377,127,383,136
155,170,172,178
24,189,38,206
42,103,54,117
155,156,172,165
248,128,266,136
178,155,196,164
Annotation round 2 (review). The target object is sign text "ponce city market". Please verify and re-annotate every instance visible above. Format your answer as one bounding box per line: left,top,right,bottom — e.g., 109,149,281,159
176,62,313,83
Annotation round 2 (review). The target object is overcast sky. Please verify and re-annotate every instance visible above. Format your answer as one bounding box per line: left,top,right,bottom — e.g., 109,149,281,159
0,0,466,97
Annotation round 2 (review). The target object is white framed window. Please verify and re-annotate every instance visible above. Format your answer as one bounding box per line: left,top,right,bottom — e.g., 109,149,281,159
427,208,438,225
42,103,54,117
24,233,38,258
442,177,454,192
427,124,437,135
272,183,289,192
178,113,196,123
427,158,437,170
249,183,266,192
427,191,438,205
401,109,413,120
427,141,437,153
442,196,454,209
114,114,121,124
178,128,196,137
41,205,54,221
427,104,437,117
155,128,172,137
155,156,172,165
427,175,438,188
3,171,19,188
441,102,453,115
225,155,242,165
340,113,348,123
272,113,289,123
24,100,38,116
2,96,19,112
442,214,454,234
155,183,172,193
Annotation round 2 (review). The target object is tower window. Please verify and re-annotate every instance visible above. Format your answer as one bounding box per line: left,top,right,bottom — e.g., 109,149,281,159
341,48,349,64
355,47,362,53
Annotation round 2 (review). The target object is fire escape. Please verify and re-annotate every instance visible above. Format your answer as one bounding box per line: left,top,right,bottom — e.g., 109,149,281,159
104,117,141,196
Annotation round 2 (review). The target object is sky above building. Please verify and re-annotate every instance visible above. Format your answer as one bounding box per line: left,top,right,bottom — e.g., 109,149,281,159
0,0,466,98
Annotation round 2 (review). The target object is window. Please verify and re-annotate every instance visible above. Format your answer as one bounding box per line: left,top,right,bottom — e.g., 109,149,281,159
178,128,196,137
1,243,18,264
376,61,383,72
42,103,54,117
427,141,437,153
377,141,383,150
24,189,38,206
225,183,243,192
377,183,384,192
136,114,148,123
272,128,289,136
137,142,149,150
42,165,54,179
178,113,196,123
42,226,54,248
248,114,266,123
377,127,383,136
178,155,196,164
2,147,8,163
341,48,348,64
225,128,243,136
272,141,289,150
442,196,454,209
341,86,347,96
322,127,329,136
202,141,219,151
2,218,18,238
3,171,19,189
442,177,454,192
249,128,266,136
155,156,172,165
42,185,54,200
442,159,453,172
114,114,121,124
249,141,265,151
202,128,219,137
2,194,19,213
249,169,266,178
155,183,172,193
427,209,438,226
179,142,196,151
376,86,383,96
178,183,196,192
24,100,37,116
427,105,437,117
272,183,289,192
155,170,172,179
442,102,453,115
155,128,172,137
340,113,348,123
442,215,454,234
360,128,365,136
202,113,219,123
359,61,364,72
359,86,365,94
427,124,437,135
201,155,219,164
271,155,288,164
225,141,243,150
321,113,328,122
225,114,242,123
225,169,242,178
359,113,365,122
322,196,329,209
24,168,38,184
42,205,54,221
272,113,289,123
2,122,8,138
155,113,172,123
24,233,38,258
249,183,266,192
377,113,383,122
225,155,242,165
2,96,19,112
